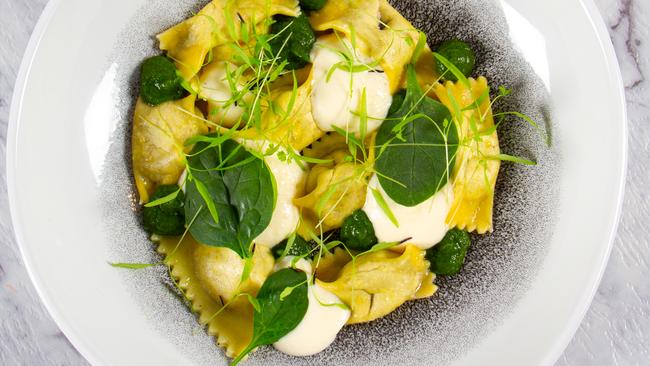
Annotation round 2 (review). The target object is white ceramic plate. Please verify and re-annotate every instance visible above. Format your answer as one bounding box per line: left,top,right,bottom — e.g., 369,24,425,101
8,0,626,365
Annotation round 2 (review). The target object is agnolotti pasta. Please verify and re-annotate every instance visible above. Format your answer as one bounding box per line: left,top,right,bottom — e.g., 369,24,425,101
126,0,538,362
310,0,419,92
158,0,300,80
132,95,207,202
260,72,325,150
434,77,500,234
193,244,274,302
317,245,437,324
295,133,370,235
156,235,258,357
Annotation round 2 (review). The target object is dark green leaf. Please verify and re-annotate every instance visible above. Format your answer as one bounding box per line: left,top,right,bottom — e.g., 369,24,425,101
272,235,314,259
185,137,275,258
231,269,309,365
388,89,406,116
375,65,459,207
269,14,316,70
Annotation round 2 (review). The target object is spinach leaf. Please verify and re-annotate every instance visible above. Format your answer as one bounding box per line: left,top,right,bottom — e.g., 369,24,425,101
375,65,459,207
184,137,275,258
272,235,314,259
269,14,316,70
231,269,309,365
388,89,406,116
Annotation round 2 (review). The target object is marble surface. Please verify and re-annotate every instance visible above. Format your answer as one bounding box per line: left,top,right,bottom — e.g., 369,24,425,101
0,0,648,364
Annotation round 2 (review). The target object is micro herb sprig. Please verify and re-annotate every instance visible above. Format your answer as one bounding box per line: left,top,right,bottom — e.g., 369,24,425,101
195,12,296,133
313,291,351,311
279,279,309,300
196,15,328,171
204,291,261,325
370,186,399,227
434,52,471,88
278,232,298,260
109,262,159,270
317,30,384,109
144,188,181,208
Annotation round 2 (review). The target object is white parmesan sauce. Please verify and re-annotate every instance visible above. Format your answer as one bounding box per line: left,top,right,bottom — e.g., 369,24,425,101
236,139,305,248
273,257,350,357
310,38,392,135
253,150,304,248
198,61,246,128
363,175,454,249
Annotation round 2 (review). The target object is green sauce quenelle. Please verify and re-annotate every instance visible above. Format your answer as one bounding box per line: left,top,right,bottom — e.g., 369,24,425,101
340,210,378,251
435,40,476,81
299,0,327,11
142,185,185,235
139,56,187,105
425,229,471,276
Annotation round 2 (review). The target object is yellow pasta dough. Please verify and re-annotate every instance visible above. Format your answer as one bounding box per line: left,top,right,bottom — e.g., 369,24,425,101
294,134,371,236
157,235,273,358
314,247,353,282
434,77,501,234
259,72,325,151
193,244,274,302
132,95,207,203
317,245,437,324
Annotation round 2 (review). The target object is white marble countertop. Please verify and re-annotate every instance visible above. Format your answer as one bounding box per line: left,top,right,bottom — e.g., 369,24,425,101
0,0,648,364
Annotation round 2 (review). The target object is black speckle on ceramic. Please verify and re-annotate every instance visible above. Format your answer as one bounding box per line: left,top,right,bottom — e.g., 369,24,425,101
101,1,559,365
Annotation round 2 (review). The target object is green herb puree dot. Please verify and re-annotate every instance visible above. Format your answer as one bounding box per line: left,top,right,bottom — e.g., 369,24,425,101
340,210,378,251
269,14,316,70
142,185,185,236
425,229,471,275
435,40,476,82
299,0,327,11
140,56,187,106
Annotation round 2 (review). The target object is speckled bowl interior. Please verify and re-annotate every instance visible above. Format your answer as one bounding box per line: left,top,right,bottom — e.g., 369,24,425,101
101,1,558,365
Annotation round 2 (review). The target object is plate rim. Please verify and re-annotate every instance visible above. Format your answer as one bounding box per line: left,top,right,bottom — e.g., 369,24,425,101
6,0,628,365
538,0,628,364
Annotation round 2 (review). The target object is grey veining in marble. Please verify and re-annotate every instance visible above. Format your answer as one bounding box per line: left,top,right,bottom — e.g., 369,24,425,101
0,0,648,365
